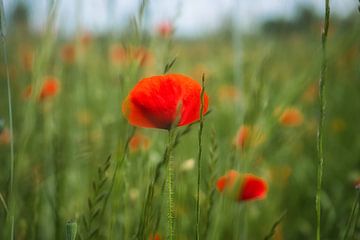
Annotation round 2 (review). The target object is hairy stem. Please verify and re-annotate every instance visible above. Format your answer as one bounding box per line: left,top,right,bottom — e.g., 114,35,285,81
196,75,206,240
316,0,330,239
0,1,15,238
166,129,176,240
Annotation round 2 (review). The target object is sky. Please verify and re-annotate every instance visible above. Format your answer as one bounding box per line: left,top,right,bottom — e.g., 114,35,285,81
4,0,358,37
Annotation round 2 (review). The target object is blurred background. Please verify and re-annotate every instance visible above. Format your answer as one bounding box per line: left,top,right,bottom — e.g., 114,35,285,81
3,0,358,37
0,0,360,240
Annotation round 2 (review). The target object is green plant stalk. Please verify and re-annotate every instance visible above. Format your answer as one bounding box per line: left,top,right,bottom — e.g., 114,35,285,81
103,126,136,217
343,190,360,239
166,128,176,240
196,75,206,240
136,124,193,240
136,151,165,239
316,1,330,240
264,211,287,240
66,221,78,240
204,128,218,239
343,191,359,239
0,0,15,237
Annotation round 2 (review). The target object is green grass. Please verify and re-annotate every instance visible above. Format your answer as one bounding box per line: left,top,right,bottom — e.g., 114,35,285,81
0,2,360,240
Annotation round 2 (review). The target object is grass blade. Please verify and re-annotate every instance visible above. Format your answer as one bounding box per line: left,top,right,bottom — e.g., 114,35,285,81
316,1,330,239
196,74,206,240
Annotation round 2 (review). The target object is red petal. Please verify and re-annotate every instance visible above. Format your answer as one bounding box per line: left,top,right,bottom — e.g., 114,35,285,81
239,174,267,201
216,170,239,192
122,74,209,129
40,79,59,100
216,176,227,192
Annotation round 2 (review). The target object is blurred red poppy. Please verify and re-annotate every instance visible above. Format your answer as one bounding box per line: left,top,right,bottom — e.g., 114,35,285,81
132,47,152,67
61,44,76,64
0,128,11,145
216,170,267,202
149,233,161,240
109,44,127,65
80,33,92,47
279,107,304,127
23,76,60,101
234,125,250,150
156,21,173,38
39,78,59,100
129,133,151,152
122,74,209,130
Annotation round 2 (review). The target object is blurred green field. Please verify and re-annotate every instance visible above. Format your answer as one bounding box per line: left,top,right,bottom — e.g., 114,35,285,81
0,2,360,240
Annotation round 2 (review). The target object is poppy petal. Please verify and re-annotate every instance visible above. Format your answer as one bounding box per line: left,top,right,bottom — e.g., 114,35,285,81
122,74,209,129
239,174,268,201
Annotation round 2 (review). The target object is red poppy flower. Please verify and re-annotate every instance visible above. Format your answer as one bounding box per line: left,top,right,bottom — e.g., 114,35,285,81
0,128,11,145
149,233,161,240
132,47,152,67
61,44,76,64
23,77,60,101
157,21,173,38
279,107,304,127
39,78,60,100
129,133,151,152
234,125,250,150
109,44,127,65
122,74,209,130
216,170,267,202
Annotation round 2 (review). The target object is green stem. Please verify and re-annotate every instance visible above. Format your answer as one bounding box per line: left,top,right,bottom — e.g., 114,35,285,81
135,125,193,240
65,220,78,240
316,1,330,240
102,126,136,217
343,190,360,239
166,129,176,240
0,1,15,237
196,75,206,240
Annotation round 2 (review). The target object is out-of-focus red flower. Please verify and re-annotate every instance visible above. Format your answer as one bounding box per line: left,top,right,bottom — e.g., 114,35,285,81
233,125,266,150
80,33,92,47
216,170,267,202
61,44,76,64
39,78,60,100
109,44,127,65
149,233,161,240
132,47,152,67
279,107,304,127
122,74,209,130
0,128,11,145
218,85,240,103
21,48,34,71
156,21,173,38
129,133,151,152
234,125,250,150
23,76,60,101
302,83,317,104
216,170,239,192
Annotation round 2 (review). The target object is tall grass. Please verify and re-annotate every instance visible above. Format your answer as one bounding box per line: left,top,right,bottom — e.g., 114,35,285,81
196,74,206,240
1,1,360,239
0,0,15,238
316,0,330,239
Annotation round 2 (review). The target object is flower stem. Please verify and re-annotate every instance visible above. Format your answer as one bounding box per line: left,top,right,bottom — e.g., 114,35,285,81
316,1,330,239
166,129,176,240
343,189,360,240
196,75,206,240
0,1,15,238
